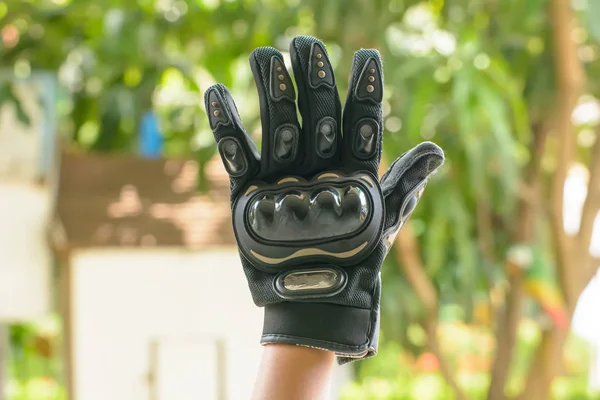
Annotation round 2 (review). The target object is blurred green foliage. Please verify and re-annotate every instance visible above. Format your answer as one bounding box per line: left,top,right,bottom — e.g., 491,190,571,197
342,317,600,400
7,317,63,400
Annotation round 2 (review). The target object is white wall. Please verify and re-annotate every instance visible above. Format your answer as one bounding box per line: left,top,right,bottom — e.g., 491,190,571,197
0,80,44,181
0,79,52,321
0,183,51,321
71,249,352,400
0,86,52,400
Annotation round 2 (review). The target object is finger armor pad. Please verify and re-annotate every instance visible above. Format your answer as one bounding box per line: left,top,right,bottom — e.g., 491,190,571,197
233,171,384,271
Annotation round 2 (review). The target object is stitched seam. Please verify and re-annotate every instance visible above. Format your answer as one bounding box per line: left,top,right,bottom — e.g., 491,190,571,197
261,333,369,352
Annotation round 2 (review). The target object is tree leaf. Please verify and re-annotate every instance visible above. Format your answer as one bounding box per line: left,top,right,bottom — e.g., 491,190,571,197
588,0,600,44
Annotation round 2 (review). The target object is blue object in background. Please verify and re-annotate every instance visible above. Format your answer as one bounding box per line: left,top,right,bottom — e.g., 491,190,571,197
139,111,163,158
0,71,58,179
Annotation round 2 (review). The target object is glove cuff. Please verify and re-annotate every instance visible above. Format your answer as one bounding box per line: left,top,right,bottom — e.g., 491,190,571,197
261,302,377,361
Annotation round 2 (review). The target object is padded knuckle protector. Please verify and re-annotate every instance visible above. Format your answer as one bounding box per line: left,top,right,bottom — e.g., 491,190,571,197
232,171,384,272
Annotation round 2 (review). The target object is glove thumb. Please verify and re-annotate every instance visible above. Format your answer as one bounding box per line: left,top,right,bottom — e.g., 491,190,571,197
380,141,444,247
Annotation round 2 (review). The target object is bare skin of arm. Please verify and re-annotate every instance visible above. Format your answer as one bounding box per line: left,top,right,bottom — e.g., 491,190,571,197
252,344,336,400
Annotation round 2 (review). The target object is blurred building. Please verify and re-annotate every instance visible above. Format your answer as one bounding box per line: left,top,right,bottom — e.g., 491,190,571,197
51,152,260,399
51,152,351,399
0,72,56,322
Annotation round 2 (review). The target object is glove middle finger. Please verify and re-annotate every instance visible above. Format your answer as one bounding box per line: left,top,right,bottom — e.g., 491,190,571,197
290,36,342,175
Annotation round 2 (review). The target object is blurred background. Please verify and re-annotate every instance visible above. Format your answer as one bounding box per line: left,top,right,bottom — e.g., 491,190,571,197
0,0,600,399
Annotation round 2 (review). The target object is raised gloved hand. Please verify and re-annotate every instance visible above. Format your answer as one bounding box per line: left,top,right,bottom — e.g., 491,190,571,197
204,36,444,363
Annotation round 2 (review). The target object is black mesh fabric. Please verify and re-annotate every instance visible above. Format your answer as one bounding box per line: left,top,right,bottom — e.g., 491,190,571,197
204,83,260,199
290,36,343,175
250,47,302,179
206,36,444,362
236,143,444,310
240,244,384,310
290,36,341,124
342,49,384,176
381,142,444,231
251,47,300,128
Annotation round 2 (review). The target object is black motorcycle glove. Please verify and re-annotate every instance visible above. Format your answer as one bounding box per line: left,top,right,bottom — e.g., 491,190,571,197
204,36,444,363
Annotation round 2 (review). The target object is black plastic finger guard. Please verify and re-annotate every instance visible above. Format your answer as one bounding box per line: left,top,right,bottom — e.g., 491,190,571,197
233,171,384,272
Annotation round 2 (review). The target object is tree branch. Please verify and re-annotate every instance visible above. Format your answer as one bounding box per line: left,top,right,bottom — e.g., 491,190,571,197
518,2,588,399
487,273,523,400
423,318,467,400
394,227,438,313
517,329,569,400
476,198,496,264
549,0,586,306
487,120,549,400
394,227,467,400
582,257,600,289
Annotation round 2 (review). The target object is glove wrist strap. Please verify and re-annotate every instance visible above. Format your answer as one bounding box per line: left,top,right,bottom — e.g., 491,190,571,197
261,302,372,358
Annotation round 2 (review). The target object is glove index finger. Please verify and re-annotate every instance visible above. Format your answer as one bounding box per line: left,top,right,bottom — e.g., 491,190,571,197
205,84,260,185
342,49,384,175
